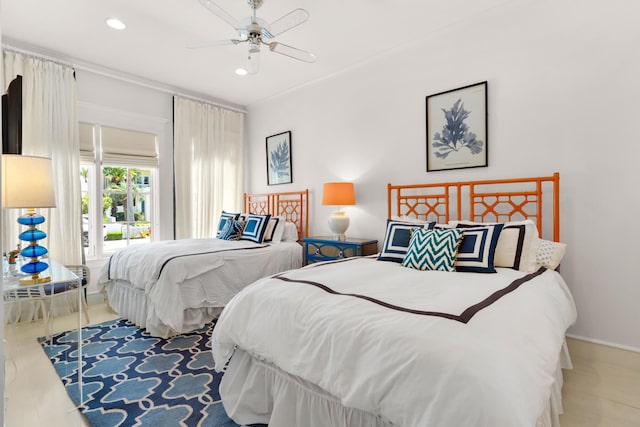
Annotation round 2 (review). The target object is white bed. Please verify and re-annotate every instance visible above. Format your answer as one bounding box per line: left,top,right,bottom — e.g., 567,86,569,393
211,174,577,427
98,190,308,338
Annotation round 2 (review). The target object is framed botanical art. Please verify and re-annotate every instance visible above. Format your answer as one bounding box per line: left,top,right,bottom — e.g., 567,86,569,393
426,81,488,172
266,131,292,185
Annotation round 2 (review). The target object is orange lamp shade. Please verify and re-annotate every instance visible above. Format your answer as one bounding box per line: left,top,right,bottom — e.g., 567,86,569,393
322,182,355,206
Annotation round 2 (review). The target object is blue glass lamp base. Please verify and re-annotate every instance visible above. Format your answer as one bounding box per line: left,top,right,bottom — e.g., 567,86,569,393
16,211,51,285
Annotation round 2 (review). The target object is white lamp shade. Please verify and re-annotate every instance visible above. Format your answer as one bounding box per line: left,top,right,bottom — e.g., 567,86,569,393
2,154,57,209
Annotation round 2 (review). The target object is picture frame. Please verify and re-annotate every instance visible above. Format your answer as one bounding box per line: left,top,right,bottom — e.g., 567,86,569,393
266,131,292,185
426,81,488,172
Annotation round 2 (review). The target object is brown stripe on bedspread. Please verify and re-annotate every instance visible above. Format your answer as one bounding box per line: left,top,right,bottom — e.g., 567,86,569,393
107,244,269,281
272,267,547,323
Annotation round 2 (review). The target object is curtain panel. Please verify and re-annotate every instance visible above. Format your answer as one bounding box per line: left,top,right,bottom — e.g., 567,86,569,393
173,96,244,239
2,50,81,265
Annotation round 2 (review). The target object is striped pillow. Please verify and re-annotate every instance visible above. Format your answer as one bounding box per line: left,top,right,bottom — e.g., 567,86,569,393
455,224,504,273
378,219,435,263
402,228,464,272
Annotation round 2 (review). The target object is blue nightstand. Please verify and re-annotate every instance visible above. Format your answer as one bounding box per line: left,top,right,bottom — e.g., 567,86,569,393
302,236,378,265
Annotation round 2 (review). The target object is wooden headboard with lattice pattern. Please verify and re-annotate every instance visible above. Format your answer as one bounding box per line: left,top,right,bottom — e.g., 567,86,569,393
245,189,309,241
387,173,560,241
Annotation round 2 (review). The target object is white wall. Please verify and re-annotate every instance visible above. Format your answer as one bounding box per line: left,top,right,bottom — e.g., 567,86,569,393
245,1,640,350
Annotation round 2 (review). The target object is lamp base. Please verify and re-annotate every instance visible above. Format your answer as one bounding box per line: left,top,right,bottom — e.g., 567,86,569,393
328,210,350,241
20,275,51,285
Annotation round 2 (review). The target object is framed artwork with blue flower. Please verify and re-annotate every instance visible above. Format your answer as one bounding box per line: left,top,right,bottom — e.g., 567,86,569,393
266,131,292,185
426,81,488,172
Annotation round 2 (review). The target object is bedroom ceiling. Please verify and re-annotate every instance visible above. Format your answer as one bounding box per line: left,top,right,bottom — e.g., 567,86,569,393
1,0,513,108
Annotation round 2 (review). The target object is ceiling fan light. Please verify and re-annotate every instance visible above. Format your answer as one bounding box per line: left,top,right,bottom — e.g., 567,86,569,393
247,51,260,74
235,68,248,76
106,18,126,30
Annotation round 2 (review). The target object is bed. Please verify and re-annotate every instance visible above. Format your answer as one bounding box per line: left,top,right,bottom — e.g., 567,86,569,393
97,190,308,338
211,174,577,427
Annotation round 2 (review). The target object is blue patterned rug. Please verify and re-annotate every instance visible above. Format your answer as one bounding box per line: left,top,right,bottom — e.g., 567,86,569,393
39,318,262,427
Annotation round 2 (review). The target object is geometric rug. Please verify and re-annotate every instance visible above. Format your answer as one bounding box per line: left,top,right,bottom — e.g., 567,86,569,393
38,318,257,427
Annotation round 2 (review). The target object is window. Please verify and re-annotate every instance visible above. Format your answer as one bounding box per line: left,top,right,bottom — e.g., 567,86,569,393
80,122,158,258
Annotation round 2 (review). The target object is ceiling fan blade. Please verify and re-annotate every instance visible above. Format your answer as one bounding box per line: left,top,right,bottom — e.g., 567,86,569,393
269,42,316,63
268,8,310,37
186,39,243,49
198,0,242,30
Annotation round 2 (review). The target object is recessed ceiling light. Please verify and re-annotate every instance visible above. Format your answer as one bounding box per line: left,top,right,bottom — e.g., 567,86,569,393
106,18,126,30
235,68,248,76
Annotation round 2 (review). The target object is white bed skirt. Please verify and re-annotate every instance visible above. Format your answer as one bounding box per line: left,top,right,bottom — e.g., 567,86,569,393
220,341,573,427
105,279,223,337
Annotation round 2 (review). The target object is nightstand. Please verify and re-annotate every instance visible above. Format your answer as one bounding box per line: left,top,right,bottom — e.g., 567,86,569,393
302,236,378,265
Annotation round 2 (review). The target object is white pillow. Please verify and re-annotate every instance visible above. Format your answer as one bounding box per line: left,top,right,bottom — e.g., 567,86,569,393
281,221,299,242
535,238,566,270
392,215,450,230
268,216,286,243
450,219,539,273
263,216,283,243
391,215,433,225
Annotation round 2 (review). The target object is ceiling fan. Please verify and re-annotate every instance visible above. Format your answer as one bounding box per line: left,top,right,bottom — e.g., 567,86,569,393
196,0,317,74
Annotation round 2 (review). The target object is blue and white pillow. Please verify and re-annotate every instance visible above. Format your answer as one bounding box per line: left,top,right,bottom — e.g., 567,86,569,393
454,224,504,273
240,213,272,243
216,211,240,238
218,219,246,240
378,219,435,263
402,228,464,272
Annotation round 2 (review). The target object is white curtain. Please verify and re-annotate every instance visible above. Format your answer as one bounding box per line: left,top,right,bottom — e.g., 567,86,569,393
2,50,81,265
173,96,244,239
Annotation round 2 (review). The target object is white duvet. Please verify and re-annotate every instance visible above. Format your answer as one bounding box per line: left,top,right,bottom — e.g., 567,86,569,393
98,238,302,335
212,257,577,426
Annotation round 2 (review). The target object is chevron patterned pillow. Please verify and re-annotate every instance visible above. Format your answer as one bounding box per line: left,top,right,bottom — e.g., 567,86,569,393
402,228,464,272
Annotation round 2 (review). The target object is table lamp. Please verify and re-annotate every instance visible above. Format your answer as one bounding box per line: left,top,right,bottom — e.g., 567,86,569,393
322,182,355,241
2,154,57,284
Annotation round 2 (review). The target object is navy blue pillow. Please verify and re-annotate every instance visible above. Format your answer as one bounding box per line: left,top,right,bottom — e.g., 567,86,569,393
377,219,435,263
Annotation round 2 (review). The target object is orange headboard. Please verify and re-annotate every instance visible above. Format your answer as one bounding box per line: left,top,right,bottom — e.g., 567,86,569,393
245,189,309,241
387,173,560,241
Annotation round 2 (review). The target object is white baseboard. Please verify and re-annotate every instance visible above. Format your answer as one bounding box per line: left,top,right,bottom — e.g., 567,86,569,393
566,333,640,354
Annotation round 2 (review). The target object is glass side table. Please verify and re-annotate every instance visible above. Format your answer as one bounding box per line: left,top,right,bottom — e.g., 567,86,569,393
3,260,84,404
